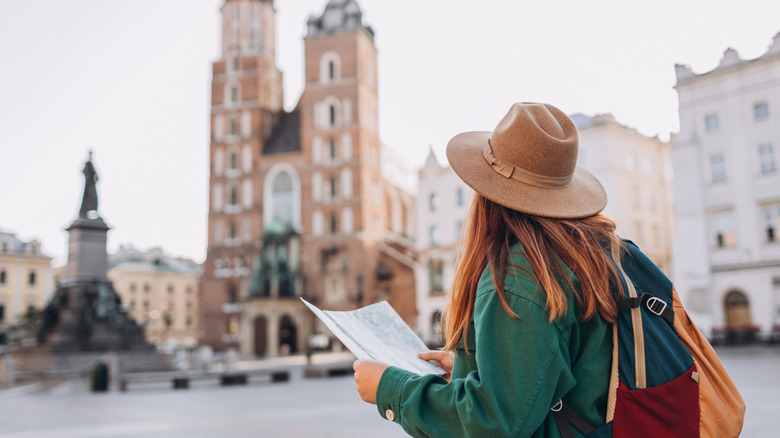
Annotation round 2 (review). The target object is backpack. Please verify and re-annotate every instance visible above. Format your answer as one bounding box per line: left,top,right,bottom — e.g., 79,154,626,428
552,240,746,438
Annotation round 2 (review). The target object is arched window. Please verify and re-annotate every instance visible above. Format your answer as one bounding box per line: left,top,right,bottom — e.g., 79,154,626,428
330,212,338,234
229,184,239,206
329,105,336,127
230,115,238,136
272,171,294,225
319,51,341,84
329,175,338,200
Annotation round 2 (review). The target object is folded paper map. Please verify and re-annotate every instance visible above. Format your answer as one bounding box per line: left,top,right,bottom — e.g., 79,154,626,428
301,298,447,376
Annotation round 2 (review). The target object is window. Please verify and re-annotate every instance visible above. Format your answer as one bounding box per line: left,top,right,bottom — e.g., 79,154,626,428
759,144,776,174
231,85,238,103
430,225,442,246
144,284,150,294
229,184,239,206
456,188,465,206
428,260,445,294
0,304,4,322
429,193,440,211
229,222,237,242
625,149,637,171
272,171,294,225
456,220,464,240
230,115,238,136
227,284,238,303
28,270,36,286
753,102,770,121
329,175,338,200
229,151,239,170
130,283,136,293
167,285,174,295
330,213,338,234
705,114,720,132
329,61,335,81
0,270,5,285
231,56,239,72
711,211,736,248
764,203,780,242
710,154,726,182
329,139,337,161
329,105,336,127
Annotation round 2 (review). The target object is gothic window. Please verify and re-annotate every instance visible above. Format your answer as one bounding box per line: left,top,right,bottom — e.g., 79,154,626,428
229,184,239,206
329,104,336,127
330,212,338,234
229,150,239,170
329,139,337,161
320,52,341,84
272,171,294,225
230,115,238,136
330,175,338,200
229,222,238,242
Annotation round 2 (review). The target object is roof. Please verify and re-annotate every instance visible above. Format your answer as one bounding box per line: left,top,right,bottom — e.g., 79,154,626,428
109,245,201,274
264,109,301,155
306,0,374,40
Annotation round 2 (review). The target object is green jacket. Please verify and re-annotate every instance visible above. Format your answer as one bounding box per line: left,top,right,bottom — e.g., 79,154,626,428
376,244,612,437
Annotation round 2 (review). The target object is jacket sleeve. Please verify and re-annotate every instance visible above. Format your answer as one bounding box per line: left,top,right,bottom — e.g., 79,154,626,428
375,287,577,437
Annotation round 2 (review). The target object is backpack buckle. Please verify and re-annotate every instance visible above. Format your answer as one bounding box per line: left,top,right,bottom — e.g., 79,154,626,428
646,296,668,317
551,399,563,412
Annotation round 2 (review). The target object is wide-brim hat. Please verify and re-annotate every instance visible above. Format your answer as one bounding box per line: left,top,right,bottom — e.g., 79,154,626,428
446,102,607,219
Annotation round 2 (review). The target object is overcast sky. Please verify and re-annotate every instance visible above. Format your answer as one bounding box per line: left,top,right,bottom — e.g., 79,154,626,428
1,0,779,265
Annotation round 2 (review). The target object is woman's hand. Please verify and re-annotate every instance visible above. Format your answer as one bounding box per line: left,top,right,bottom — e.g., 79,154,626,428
418,350,454,382
353,359,389,404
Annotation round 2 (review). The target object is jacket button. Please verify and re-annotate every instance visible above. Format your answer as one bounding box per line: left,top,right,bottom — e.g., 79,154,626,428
385,409,395,421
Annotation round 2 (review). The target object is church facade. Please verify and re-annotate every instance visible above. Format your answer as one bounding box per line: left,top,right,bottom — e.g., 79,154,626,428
200,0,417,355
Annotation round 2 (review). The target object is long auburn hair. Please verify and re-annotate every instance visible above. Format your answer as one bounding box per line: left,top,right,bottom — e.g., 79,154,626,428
443,194,624,352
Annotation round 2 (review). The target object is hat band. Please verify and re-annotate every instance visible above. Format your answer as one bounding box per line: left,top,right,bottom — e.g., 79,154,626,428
483,140,573,189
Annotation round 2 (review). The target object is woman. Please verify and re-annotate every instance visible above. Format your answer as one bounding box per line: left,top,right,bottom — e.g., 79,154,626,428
353,102,626,437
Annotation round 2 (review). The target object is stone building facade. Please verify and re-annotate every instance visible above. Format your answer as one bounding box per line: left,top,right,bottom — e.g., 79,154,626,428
413,150,471,347
0,232,54,327
108,246,202,350
201,0,417,355
672,33,780,339
572,113,674,273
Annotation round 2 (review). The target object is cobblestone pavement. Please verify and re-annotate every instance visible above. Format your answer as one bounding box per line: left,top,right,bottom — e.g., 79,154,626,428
0,347,776,437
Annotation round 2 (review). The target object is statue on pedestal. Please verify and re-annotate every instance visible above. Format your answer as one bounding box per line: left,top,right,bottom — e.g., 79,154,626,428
79,151,99,218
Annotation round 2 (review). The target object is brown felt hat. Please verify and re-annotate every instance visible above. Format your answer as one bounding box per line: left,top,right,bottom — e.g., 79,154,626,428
446,102,607,219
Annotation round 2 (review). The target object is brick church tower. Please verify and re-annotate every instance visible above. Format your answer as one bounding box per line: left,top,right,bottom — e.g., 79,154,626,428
200,0,417,355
